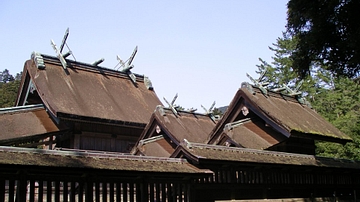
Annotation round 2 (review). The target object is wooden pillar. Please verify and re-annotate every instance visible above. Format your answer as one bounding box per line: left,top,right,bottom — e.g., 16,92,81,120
85,181,93,202
38,181,43,202
123,182,128,202
46,181,52,202
16,179,27,202
9,180,15,202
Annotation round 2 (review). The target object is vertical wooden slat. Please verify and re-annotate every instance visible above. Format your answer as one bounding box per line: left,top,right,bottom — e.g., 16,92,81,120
183,184,188,202
161,183,166,202
129,183,134,202
116,182,120,202
172,183,177,202
143,182,148,202
8,180,15,202
102,183,107,202
78,182,84,202
167,183,172,202
95,182,100,202
29,180,35,202
84,182,92,202
38,181,43,202
122,182,128,202
156,183,161,202
109,182,114,202
55,181,60,202
70,182,76,202
149,183,154,202
17,179,27,202
63,181,69,202
136,183,141,202
47,181,52,202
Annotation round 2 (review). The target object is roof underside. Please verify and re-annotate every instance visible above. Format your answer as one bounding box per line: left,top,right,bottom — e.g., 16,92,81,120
0,105,65,144
23,55,162,125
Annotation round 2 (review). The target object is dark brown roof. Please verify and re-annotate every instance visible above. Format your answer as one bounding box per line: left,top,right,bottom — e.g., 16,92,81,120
208,83,351,144
132,106,216,155
153,107,216,143
224,119,286,149
136,135,174,157
0,105,66,145
172,141,360,169
0,146,210,174
18,54,162,125
132,106,215,156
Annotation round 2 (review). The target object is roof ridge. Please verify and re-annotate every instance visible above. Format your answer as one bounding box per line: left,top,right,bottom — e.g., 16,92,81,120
40,54,146,82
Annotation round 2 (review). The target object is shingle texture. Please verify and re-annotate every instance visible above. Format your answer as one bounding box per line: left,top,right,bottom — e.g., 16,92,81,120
23,55,162,124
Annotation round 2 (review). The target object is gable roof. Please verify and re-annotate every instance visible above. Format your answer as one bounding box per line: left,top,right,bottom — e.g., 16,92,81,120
172,141,360,169
132,106,216,155
0,104,66,145
16,53,162,126
208,83,351,145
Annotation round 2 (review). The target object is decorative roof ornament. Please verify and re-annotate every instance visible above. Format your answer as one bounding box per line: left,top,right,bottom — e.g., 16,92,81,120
144,76,153,90
282,80,312,108
115,46,138,84
50,28,74,70
92,58,105,66
187,107,197,113
163,93,180,117
31,52,45,70
246,67,269,96
201,101,216,122
283,80,303,96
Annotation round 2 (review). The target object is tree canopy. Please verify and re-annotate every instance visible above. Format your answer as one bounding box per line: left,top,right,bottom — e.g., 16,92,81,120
0,69,21,108
287,0,360,78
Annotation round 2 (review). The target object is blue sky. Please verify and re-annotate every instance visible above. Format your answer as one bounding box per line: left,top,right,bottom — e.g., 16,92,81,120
0,1,288,110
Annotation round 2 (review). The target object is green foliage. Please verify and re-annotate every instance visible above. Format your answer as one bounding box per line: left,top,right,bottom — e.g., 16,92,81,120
312,77,360,160
212,107,223,116
0,69,21,108
287,0,360,78
257,35,360,160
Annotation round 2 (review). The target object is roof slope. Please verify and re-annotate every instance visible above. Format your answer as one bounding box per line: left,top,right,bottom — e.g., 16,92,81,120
241,85,351,141
0,146,210,174
136,135,175,157
132,106,216,156
19,54,162,125
225,119,287,149
0,105,65,145
172,141,360,169
209,83,351,144
154,108,216,143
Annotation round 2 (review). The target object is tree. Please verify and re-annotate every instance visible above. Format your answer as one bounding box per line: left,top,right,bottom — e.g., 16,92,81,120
0,69,15,83
0,69,21,108
256,33,330,98
313,76,360,160
287,0,360,79
257,35,360,160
